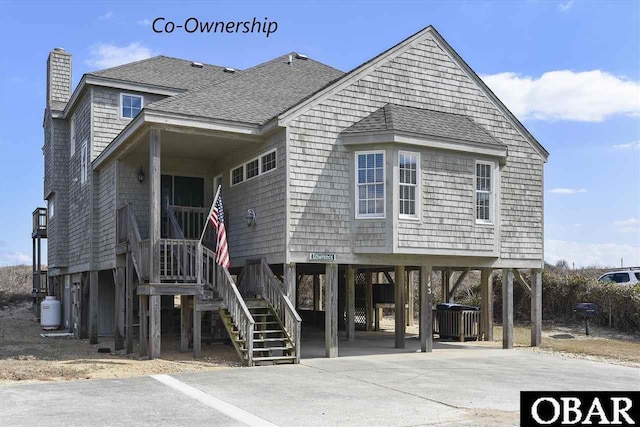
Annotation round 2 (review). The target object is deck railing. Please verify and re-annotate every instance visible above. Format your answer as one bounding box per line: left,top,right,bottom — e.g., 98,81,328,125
159,239,199,282
169,205,207,240
261,259,302,363
203,245,254,365
32,208,47,236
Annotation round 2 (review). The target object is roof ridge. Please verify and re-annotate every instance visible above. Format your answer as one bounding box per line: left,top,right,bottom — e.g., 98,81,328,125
87,55,165,75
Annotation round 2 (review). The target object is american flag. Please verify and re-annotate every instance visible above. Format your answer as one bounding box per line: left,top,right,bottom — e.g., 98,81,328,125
208,194,230,269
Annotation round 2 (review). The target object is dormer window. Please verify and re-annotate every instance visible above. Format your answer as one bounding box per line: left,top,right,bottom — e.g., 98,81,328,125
120,93,143,119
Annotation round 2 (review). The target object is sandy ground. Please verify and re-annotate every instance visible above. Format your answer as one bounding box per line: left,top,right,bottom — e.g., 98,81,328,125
0,302,242,384
2,302,639,385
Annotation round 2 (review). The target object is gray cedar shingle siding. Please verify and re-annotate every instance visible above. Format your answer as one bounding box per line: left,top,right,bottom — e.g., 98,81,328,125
216,130,287,265
94,162,116,266
92,87,165,159
67,92,92,267
117,154,150,239
47,49,71,111
287,33,543,260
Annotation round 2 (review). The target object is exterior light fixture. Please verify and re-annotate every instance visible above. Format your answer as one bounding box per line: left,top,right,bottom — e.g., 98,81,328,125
137,167,145,183
246,209,256,227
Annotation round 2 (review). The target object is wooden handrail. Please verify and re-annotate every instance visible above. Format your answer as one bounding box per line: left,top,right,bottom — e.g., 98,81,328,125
260,259,302,363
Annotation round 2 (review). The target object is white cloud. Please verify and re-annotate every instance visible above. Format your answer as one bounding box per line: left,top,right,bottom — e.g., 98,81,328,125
545,239,640,268
481,70,640,122
558,0,575,12
614,218,640,233
86,42,154,69
613,141,640,149
137,18,151,26
0,251,31,267
549,188,587,194
99,12,113,20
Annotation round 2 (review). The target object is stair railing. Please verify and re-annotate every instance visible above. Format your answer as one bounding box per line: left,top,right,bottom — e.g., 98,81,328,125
260,259,302,363
116,204,146,280
202,245,255,365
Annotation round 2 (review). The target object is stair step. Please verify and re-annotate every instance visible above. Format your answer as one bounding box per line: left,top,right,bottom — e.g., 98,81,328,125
252,347,293,353
254,330,284,334
253,337,288,343
253,356,296,362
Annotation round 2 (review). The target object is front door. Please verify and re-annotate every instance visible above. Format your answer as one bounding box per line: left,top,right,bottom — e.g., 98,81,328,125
161,175,205,238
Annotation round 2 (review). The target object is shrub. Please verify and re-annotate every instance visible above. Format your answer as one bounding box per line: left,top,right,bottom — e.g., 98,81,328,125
0,265,32,306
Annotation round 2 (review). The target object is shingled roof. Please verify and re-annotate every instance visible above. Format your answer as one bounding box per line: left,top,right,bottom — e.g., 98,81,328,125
343,104,505,147
89,56,239,90
144,53,344,125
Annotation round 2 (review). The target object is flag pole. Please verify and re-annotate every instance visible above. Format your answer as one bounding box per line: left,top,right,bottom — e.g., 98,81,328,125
199,185,221,244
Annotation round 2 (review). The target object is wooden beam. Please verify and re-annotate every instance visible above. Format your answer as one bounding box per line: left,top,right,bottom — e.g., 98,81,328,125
139,295,148,357
313,274,321,311
365,271,373,331
531,268,542,347
394,265,406,348
136,283,202,296
113,268,125,351
346,265,355,342
149,129,161,284
149,294,161,359
441,269,451,303
420,265,433,353
513,269,532,295
284,263,296,302
325,263,338,358
383,271,394,285
193,296,201,358
502,269,514,349
480,268,494,341
89,271,98,345
406,270,414,327
447,268,470,302
125,253,134,354
180,295,190,352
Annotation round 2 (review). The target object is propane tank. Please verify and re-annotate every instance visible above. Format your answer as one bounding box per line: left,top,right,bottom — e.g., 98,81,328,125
40,296,61,330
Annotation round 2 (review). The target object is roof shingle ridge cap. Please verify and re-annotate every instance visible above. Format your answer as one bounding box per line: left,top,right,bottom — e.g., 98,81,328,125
89,54,230,76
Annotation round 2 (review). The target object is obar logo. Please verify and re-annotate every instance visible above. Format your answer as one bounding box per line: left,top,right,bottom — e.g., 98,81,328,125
521,392,639,426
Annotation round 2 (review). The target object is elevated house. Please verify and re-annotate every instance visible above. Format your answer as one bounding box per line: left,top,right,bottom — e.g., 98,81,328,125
35,26,547,365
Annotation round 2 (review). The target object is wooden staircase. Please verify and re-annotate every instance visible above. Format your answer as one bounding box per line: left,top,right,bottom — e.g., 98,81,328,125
219,298,297,365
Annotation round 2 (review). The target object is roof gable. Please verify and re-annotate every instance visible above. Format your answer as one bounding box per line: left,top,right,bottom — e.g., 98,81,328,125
278,26,548,160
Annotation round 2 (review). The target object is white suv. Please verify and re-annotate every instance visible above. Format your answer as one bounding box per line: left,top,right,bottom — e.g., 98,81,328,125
598,270,640,286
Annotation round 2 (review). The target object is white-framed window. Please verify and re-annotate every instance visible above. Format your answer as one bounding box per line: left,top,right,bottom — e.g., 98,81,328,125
246,158,259,180
231,166,244,185
230,149,277,186
261,150,276,173
475,160,495,224
120,93,143,119
356,150,385,218
70,114,75,156
80,140,88,185
48,198,54,219
399,151,420,219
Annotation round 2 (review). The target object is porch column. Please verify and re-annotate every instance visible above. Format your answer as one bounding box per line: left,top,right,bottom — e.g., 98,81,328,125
441,269,451,303
394,265,406,348
531,268,542,347
313,274,321,311
114,267,125,351
193,296,202,358
149,294,161,358
89,270,98,345
284,263,296,301
420,265,433,353
149,128,161,283
346,265,355,342
502,269,514,349
139,295,148,357
480,268,494,341
180,295,191,352
325,263,338,358
125,252,134,354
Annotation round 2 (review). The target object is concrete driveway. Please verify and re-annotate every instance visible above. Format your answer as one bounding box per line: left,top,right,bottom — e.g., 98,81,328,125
1,347,639,426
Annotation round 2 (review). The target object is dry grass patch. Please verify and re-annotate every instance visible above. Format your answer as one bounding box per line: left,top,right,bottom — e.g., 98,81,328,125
0,265,32,306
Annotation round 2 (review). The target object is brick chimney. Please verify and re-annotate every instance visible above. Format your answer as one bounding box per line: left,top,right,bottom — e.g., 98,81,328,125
46,47,72,111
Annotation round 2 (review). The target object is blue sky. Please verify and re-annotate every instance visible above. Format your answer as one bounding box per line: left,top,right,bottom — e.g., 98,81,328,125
0,0,638,268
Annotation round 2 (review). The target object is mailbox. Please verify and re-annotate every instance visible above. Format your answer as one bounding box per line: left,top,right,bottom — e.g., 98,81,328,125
574,303,598,335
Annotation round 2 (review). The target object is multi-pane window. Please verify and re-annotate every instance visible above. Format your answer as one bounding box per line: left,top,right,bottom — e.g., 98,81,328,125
231,166,244,185
230,149,277,186
476,161,493,223
246,159,259,179
399,152,419,218
261,150,276,172
356,151,385,218
121,94,143,119
80,141,88,185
